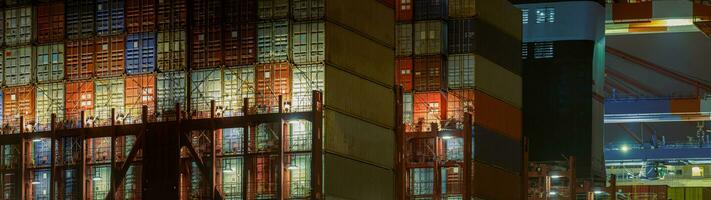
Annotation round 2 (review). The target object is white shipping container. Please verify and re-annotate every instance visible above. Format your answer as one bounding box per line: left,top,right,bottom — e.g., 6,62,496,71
258,20,290,63
36,83,64,131
414,20,446,55
4,7,32,46
403,92,413,124
292,0,324,20
35,44,65,83
292,22,324,64
157,71,186,118
702,96,710,113
4,46,32,86
157,30,187,72
258,0,289,20
190,69,222,118
94,77,124,125
447,54,475,89
223,67,255,117
291,64,323,112
396,23,413,56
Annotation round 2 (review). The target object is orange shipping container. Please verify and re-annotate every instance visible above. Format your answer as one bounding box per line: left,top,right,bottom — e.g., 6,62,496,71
447,90,474,122
3,86,35,133
472,162,521,200
65,81,95,124
670,98,701,113
473,90,521,141
124,74,156,123
396,57,413,92
95,35,126,77
66,40,96,80
256,63,291,113
126,0,156,33
413,91,447,129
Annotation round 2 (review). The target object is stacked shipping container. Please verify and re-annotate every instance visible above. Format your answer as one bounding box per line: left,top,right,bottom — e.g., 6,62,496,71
397,0,524,199
0,0,395,199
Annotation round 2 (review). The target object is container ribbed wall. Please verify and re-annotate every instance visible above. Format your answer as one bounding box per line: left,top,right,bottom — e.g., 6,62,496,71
0,1,396,199
398,0,523,199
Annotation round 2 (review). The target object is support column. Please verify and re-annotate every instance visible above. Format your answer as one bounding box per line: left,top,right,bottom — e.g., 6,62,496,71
311,91,323,200
242,98,250,200
432,123,440,200
209,100,218,199
80,111,86,200
50,114,56,200
109,108,116,200
19,116,24,200
463,113,472,200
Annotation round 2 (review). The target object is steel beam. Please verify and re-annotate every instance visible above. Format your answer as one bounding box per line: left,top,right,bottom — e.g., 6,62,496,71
463,113,472,200
311,91,323,200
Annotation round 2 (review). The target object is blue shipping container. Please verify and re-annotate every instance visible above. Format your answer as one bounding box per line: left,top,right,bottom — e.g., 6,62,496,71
126,32,156,74
413,0,447,20
474,126,522,173
96,0,125,36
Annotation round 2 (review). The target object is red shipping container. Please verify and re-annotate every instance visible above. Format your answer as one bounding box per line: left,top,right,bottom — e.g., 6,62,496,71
3,86,35,133
248,155,278,199
95,35,125,77
191,27,223,69
35,2,65,44
473,90,521,141
447,89,474,121
125,74,156,122
413,56,444,92
396,0,413,21
413,91,447,128
66,40,96,80
126,0,156,33
157,0,187,30
65,81,95,124
192,0,221,27
224,24,257,67
396,57,413,92
256,63,291,113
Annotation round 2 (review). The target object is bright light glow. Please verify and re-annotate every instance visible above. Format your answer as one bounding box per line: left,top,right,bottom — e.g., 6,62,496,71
441,135,454,140
549,191,557,196
32,138,42,142
93,177,102,181
620,145,630,152
665,19,693,27
692,166,704,177
287,164,299,170
31,181,41,185
594,190,603,194
550,175,562,179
